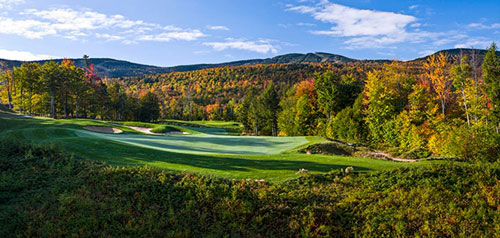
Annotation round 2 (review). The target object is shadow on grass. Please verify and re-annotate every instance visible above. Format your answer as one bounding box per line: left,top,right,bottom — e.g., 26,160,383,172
59,138,373,173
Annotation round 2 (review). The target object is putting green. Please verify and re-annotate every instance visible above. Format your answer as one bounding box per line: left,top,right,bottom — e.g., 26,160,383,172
75,130,308,155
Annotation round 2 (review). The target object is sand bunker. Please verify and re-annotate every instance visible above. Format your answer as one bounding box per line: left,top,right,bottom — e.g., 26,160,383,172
83,126,123,134
126,126,188,135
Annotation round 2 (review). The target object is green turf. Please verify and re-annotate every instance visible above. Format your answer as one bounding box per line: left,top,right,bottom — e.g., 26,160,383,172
161,119,242,135
0,113,434,181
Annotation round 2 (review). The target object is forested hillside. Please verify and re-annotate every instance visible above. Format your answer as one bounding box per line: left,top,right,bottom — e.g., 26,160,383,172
2,45,500,161
1,49,490,78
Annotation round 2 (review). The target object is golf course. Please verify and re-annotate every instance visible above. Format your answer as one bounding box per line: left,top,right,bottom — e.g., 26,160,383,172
0,112,428,181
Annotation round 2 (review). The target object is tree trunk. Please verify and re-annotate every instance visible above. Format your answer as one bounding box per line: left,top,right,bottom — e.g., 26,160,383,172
50,88,55,118
20,86,24,113
75,99,79,118
64,94,68,118
29,88,33,115
461,83,470,127
441,96,446,118
7,77,12,108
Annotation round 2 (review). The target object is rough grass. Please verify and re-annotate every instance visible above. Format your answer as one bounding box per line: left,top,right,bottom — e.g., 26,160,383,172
0,114,432,181
1,140,497,237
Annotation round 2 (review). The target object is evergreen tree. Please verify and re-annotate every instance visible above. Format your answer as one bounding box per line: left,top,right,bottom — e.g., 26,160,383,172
259,82,280,136
482,43,500,130
138,92,160,122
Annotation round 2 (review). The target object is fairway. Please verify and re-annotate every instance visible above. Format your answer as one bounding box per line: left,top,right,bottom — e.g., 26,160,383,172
0,113,432,181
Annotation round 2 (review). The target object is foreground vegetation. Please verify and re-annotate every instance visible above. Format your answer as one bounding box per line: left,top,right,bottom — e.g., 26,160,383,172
2,139,499,237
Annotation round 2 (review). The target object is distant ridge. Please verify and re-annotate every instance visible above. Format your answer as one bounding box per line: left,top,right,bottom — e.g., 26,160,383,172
412,48,500,62
0,49,497,78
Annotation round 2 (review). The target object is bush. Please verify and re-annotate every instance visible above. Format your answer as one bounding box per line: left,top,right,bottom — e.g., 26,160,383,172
446,124,500,162
327,95,366,143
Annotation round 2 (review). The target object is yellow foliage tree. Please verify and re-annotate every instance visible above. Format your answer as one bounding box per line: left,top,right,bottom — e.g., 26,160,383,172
424,53,452,118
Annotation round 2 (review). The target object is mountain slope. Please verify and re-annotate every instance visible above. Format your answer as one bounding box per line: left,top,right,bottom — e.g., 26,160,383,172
1,49,497,78
0,58,172,78
412,48,500,62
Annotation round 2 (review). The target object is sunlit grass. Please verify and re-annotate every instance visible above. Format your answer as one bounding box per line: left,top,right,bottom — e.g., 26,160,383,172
0,113,434,181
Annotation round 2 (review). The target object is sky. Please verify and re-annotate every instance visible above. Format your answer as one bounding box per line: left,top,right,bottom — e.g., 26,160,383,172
0,0,499,66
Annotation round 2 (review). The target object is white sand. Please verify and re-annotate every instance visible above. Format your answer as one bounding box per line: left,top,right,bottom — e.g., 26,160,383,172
125,126,188,135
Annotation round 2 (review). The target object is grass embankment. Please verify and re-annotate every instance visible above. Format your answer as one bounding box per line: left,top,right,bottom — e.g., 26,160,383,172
115,121,188,134
1,140,498,237
0,113,429,181
161,119,242,135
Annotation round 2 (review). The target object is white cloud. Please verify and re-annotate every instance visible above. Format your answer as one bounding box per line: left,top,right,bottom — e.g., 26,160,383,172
467,23,500,30
0,48,57,61
207,25,229,31
96,33,124,41
138,30,205,42
409,5,419,10
0,0,24,9
290,2,417,37
0,7,206,44
297,22,316,27
23,8,145,31
0,17,55,39
287,1,465,49
455,39,493,49
286,5,316,14
204,39,278,54
163,25,182,31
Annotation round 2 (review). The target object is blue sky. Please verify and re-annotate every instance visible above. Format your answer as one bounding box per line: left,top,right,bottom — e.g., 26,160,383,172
0,0,499,66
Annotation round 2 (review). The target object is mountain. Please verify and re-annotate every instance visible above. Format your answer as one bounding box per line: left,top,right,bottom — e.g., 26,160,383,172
0,58,172,78
0,52,391,78
0,49,497,78
412,48,500,62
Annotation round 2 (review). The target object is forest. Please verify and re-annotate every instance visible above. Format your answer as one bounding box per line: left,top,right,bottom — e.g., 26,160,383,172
2,44,500,161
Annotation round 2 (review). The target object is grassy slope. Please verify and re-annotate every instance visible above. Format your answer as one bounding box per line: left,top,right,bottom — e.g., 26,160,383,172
2,141,498,237
161,119,242,135
0,113,431,181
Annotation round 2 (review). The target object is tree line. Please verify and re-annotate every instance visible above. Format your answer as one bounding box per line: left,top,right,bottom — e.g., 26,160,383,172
0,58,160,122
262,43,500,161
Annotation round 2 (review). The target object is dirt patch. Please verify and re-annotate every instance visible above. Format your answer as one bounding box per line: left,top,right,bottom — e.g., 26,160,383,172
300,140,418,162
83,126,123,134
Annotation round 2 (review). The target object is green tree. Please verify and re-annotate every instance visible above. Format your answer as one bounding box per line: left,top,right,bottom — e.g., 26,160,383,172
259,82,280,136
315,71,361,120
107,80,127,120
482,42,500,130
328,94,366,142
39,61,64,118
277,86,297,136
138,92,160,122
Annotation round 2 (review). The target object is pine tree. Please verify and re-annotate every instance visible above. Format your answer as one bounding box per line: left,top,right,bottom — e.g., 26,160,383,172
482,42,500,130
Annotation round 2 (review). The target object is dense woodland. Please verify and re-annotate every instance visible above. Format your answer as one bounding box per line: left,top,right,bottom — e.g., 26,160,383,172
1,45,500,160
